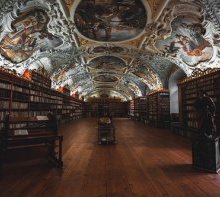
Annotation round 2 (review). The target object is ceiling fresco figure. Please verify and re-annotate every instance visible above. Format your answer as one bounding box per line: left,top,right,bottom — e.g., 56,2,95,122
89,56,126,72
0,9,62,63
156,16,214,67
74,0,147,42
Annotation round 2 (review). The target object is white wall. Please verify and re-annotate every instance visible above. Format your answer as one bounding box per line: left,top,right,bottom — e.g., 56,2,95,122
169,69,186,113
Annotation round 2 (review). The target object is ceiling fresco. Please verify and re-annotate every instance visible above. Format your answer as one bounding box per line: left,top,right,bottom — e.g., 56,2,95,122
74,0,147,42
0,0,220,101
89,56,126,72
155,16,214,67
93,74,118,83
0,9,62,63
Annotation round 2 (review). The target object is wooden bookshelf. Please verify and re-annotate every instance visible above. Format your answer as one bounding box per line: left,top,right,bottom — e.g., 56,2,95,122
178,69,220,136
23,69,51,88
147,90,170,127
133,97,148,122
57,86,70,96
129,100,135,118
0,69,83,131
84,98,128,118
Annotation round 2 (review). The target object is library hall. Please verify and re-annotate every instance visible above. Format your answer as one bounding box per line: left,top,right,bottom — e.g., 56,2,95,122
1,0,220,197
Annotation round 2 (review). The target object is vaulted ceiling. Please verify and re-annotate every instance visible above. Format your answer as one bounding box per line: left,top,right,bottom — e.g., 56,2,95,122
0,0,220,101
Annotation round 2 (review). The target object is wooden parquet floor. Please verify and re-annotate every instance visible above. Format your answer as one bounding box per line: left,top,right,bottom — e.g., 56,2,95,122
1,118,220,197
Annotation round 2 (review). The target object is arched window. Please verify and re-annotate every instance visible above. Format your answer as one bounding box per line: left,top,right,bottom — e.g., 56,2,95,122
169,69,186,115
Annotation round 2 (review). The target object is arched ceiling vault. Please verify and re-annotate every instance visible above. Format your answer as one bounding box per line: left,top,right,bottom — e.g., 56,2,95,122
0,0,220,101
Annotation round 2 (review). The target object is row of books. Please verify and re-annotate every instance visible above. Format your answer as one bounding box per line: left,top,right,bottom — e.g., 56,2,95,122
11,102,28,109
0,82,11,90
0,99,82,124
147,92,170,126
9,123,28,129
149,116,157,120
0,69,79,101
129,100,135,116
134,110,147,112
31,79,51,89
0,69,83,129
12,88,68,103
187,121,199,129
12,85,30,94
158,93,169,96
184,79,214,88
0,111,8,121
29,90,63,100
185,93,197,99
0,71,11,81
184,105,195,111
31,71,52,89
148,112,157,115
184,86,218,95
62,105,78,110
29,96,63,104
0,101,9,109
13,92,29,102
0,102,82,111
62,114,82,119
0,89,75,105
148,108,158,111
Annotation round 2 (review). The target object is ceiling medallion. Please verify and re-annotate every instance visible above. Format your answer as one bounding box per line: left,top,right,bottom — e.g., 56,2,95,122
74,0,147,42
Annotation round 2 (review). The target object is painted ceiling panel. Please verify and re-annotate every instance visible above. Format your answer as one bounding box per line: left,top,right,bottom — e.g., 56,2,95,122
155,16,213,67
74,0,147,42
0,0,219,101
0,9,63,63
89,56,126,72
93,75,118,83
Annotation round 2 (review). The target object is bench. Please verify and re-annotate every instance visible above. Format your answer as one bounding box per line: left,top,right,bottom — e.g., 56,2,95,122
0,113,63,168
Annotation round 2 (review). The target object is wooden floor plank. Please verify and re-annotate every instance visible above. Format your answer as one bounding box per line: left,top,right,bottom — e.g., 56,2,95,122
1,118,220,197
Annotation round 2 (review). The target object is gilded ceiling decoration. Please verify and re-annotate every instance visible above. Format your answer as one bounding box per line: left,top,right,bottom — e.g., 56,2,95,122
65,0,75,10
147,0,162,19
0,0,220,101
